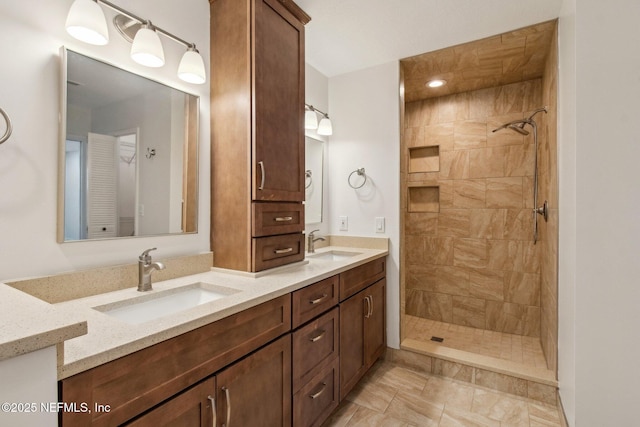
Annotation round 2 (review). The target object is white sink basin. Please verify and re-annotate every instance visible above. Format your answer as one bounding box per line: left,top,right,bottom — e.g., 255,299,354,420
93,282,239,324
308,250,362,262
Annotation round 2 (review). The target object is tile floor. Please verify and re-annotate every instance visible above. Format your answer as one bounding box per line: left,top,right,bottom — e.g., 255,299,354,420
322,360,563,427
404,315,548,370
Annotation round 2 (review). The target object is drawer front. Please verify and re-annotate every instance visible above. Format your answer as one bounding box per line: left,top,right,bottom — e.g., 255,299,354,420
292,275,339,328
293,358,340,427
252,202,304,237
252,233,305,271
339,257,386,301
292,307,339,392
60,295,291,427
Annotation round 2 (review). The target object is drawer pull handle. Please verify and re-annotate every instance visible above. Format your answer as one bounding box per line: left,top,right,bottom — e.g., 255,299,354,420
365,295,372,318
309,382,327,399
274,247,293,254
207,395,216,427
258,161,265,190
309,329,326,342
309,293,328,305
274,216,293,222
222,386,231,427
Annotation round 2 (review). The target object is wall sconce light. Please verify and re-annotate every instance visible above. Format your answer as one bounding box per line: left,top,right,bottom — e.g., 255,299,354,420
305,104,333,136
65,0,206,84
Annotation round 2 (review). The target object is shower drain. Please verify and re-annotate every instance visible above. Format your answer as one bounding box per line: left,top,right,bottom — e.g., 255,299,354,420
430,336,444,342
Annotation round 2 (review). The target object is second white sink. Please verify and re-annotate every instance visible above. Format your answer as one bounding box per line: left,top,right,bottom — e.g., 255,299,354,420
308,250,362,262
93,282,239,324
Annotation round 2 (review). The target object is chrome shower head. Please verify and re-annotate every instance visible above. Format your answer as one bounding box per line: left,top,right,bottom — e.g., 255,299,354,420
508,123,529,135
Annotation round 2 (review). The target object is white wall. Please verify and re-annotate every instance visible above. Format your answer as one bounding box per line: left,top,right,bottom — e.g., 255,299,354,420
328,62,401,348
0,0,210,282
558,0,640,425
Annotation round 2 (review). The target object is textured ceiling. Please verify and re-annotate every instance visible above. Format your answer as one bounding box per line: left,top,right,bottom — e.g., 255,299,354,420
296,0,562,78
402,20,557,102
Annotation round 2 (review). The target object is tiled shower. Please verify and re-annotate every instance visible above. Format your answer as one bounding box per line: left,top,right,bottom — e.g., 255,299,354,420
400,21,559,374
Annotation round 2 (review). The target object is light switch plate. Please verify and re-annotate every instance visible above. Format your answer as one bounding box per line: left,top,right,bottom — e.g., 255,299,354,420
375,217,385,233
339,216,348,231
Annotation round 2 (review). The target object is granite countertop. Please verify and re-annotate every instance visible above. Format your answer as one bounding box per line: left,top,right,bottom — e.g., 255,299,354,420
0,285,87,362
49,246,388,379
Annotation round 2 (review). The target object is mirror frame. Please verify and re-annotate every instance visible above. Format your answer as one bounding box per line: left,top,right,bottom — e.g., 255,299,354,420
57,47,200,242
304,135,324,224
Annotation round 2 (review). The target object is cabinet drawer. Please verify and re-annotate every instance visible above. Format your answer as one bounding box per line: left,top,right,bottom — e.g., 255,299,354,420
60,295,291,426
292,275,339,328
293,358,339,427
252,233,304,272
292,307,339,391
252,202,304,237
339,257,386,301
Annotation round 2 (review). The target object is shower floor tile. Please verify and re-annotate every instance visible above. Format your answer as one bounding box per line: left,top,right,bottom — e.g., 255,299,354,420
404,315,548,370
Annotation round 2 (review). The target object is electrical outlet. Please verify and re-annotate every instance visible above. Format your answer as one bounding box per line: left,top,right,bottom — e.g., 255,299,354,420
375,217,385,233
139,204,145,216
339,216,348,231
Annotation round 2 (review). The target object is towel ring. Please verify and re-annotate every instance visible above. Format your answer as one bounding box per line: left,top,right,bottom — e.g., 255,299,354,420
305,170,313,189
0,107,12,145
348,167,367,189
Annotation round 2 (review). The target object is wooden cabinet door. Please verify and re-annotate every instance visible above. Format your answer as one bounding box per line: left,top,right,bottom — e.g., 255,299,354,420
253,0,305,202
215,335,292,427
124,378,215,427
339,290,367,400
364,279,386,367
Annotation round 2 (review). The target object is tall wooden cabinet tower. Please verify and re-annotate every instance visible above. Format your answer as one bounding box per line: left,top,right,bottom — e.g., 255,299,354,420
210,0,310,272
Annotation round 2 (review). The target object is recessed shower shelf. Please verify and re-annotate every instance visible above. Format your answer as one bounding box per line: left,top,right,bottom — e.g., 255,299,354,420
408,185,439,213
409,145,440,173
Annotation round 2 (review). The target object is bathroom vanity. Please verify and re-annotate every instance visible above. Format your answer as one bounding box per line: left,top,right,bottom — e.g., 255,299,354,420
52,246,387,426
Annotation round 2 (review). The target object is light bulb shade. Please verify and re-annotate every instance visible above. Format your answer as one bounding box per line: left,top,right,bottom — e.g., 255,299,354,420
178,48,206,84
305,109,318,129
131,26,165,68
65,0,109,45
317,117,333,135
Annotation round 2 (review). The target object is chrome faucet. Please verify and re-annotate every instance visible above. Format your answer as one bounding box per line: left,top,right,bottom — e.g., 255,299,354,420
138,248,165,292
307,229,326,254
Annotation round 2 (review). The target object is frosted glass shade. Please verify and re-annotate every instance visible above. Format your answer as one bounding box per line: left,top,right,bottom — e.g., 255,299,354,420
131,26,165,68
178,48,206,84
65,0,109,45
305,109,318,129
317,117,333,135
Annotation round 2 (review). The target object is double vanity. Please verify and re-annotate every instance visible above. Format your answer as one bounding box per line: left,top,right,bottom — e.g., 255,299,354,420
1,242,387,427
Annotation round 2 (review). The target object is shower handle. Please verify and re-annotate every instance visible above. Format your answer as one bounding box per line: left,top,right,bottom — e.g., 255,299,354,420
534,200,549,222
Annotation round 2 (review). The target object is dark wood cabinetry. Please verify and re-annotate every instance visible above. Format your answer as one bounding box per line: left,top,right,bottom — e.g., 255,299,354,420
339,266,386,400
60,256,386,427
210,0,310,272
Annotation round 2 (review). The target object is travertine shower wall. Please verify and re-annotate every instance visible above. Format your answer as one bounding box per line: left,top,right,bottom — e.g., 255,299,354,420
539,24,559,372
403,79,545,338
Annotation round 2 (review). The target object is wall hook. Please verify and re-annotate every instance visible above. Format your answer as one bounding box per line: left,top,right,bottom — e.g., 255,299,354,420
145,148,156,159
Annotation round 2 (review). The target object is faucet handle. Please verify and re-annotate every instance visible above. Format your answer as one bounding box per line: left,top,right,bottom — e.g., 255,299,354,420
309,229,319,237
139,247,157,262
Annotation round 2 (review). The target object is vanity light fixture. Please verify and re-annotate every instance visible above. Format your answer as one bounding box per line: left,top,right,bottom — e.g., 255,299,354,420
65,0,206,84
305,104,333,136
427,79,447,88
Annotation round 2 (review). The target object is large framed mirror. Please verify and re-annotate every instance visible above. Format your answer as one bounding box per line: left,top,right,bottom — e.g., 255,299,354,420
304,136,324,224
58,48,199,242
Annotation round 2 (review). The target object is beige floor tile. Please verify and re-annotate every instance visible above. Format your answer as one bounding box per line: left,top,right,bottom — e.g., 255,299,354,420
322,401,359,427
384,390,444,426
421,375,475,411
439,407,501,427
471,389,530,425
374,364,430,394
345,406,412,427
345,380,398,413
528,401,562,426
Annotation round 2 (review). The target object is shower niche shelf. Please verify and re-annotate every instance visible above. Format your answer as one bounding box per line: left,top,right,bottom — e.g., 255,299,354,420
408,145,440,173
408,185,439,213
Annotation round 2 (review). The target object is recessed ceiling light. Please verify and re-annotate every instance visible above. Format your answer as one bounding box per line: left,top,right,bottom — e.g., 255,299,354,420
427,79,446,88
